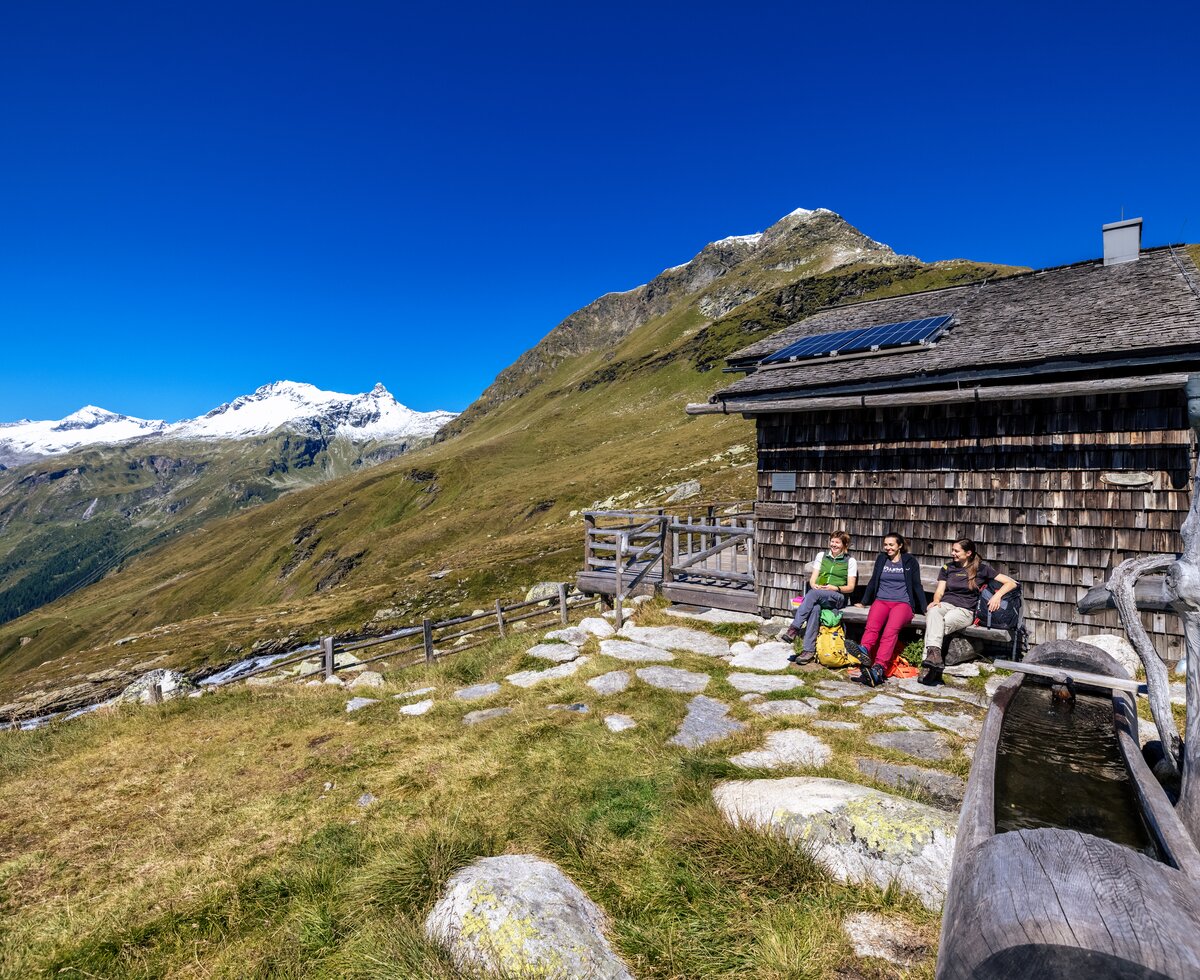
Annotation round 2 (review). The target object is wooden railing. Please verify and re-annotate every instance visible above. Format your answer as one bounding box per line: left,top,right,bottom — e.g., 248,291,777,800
228,584,602,685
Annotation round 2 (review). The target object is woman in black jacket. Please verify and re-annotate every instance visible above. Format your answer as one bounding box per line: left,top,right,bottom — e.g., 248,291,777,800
854,532,927,686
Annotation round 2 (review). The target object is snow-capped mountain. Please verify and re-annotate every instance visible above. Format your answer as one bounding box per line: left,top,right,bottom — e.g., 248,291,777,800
0,382,456,465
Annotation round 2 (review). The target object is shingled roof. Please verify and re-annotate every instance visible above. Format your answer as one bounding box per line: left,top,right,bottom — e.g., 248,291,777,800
702,245,1200,407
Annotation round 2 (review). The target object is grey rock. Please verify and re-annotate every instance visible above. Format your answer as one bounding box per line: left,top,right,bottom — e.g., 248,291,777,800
666,607,765,625
729,641,793,672
348,670,385,689
115,669,197,705
524,582,563,603
425,854,634,980
506,657,588,689
394,686,436,699
867,731,953,761
548,702,589,713
856,758,965,808
463,707,513,725
943,662,980,678
333,652,362,668
598,639,675,663
525,643,581,663
726,672,802,693
399,698,434,716
357,792,377,807
665,479,701,503
730,730,831,769
323,675,345,686
984,674,1008,699
345,697,380,713
922,712,983,740
815,680,871,700
842,911,929,967
1176,659,1188,677
804,697,826,710
604,714,637,732
812,720,861,731
543,627,589,647
885,715,928,731
1171,682,1187,706
586,670,631,695
893,690,955,704
740,692,766,703
635,666,710,693
1077,633,1140,678
667,695,746,747
750,699,818,718
729,641,754,658
616,625,730,658
453,682,502,701
713,776,956,910
579,617,616,638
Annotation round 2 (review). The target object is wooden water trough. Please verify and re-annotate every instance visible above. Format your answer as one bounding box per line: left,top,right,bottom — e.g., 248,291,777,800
937,639,1200,978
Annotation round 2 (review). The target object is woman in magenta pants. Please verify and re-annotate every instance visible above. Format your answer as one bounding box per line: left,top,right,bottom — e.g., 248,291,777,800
854,532,927,686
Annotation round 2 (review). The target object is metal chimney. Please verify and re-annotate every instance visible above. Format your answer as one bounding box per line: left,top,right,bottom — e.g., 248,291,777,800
1103,217,1142,266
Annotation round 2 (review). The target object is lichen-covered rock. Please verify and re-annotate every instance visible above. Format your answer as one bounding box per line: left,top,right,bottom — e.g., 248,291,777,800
616,625,730,657
524,582,563,603
425,854,633,979
713,777,956,909
587,671,630,695
526,643,581,663
345,697,379,712
579,617,616,638
543,627,589,647
726,672,802,693
598,639,675,663
667,695,744,747
348,670,384,689
114,669,197,705
506,657,588,689
730,730,831,769
635,666,710,694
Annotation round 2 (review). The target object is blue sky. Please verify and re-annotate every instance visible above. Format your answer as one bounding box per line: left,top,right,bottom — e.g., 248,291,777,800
3,1,1198,422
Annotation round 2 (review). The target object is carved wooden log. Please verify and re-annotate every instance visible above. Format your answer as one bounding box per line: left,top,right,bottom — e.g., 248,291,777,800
1108,554,1181,775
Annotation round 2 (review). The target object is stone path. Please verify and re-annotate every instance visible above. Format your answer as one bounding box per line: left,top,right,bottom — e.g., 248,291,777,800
668,695,745,747
728,641,793,672
586,670,630,695
730,729,831,769
750,699,817,718
727,672,803,693
526,643,582,663
506,657,588,689
598,639,674,663
616,625,730,658
636,666,710,693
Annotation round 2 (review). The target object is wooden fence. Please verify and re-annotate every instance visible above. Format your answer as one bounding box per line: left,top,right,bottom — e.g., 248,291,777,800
227,584,602,685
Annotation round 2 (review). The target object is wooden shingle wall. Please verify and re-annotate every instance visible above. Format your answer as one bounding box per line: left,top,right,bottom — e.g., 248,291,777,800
754,389,1194,660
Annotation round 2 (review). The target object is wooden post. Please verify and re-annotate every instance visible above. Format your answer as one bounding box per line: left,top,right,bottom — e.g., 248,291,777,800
557,583,569,625
494,598,506,638
149,681,162,705
661,516,674,585
322,636,334,679
583,514,595,571
422,618,435,665
614,533,625,629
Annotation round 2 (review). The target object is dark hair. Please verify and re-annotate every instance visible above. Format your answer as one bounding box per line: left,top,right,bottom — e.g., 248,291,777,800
883,531,907,553
953,537,981,590
830,529,851,548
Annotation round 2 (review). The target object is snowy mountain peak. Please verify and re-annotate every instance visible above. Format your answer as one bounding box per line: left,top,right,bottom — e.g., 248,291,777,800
0,382,457,465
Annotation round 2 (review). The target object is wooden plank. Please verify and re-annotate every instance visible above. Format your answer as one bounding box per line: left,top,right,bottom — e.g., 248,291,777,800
1077,573,1174,613
991,658,1145,694
754,501,797,521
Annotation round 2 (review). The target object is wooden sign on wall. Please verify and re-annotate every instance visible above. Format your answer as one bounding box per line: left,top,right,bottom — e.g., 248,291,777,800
755,502,797,521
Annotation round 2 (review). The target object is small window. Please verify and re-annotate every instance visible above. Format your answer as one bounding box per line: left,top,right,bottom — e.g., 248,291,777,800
772,472,797,492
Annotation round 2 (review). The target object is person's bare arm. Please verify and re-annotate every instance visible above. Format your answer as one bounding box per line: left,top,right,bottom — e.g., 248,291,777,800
929,581,946,607
988,573,1018,612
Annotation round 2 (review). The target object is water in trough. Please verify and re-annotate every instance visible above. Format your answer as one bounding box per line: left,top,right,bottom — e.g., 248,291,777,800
994,684,1158,858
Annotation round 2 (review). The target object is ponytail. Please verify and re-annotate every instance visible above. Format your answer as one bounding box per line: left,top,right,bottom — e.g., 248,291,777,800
954,537,981,590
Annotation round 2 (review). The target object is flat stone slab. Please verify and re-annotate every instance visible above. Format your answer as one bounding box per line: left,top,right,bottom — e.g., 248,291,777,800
726,672,803,693
730,730,831,769
893,691,956,704
506,657,589,689
804,697,826,710
616,625,730,658
892,678,987,708
812,720,861,731
453,682,501,701
815,680,871,699
666,607,765,625
579,617,616,638
548,702,589,713
463,707,513,725
667,695,745,747
348,670,385,689
729,641,754,658
867,731,953,762
713,776,955,910
943,662,980,678
922,712,983,739
729,641,793,672
399,698,434,716
598,639,674,663
525,643,582,663
635,666,710,694
395,686,436,700
750,699,818,719
856,758,965,809
586,670,630,695
425,854,634,980
740,692,765,703
544,627,590,646
345,697,380,712
885,715,928,731
604,714,637,732
842,912,928,967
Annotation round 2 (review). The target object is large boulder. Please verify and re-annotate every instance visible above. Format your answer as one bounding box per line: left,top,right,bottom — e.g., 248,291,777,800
524,582,564,603
425,854,633,979
115,669,197,705
1076,633,1141,678
713,777,956,910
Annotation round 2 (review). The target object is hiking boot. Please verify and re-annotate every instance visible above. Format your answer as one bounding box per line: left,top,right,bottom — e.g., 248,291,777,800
780,626,799,643
918,646,944,687
788,649,815,665
860,664,886,687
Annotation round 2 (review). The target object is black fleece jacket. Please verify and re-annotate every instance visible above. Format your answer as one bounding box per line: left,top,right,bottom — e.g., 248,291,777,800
859,552,928,613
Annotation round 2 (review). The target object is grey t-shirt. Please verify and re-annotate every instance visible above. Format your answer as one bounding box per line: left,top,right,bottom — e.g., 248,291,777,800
875,558,910,603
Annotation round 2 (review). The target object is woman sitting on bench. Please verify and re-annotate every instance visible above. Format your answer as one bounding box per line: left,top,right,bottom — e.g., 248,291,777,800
781,529,857,664
854,531,926,687
921,536,1018,686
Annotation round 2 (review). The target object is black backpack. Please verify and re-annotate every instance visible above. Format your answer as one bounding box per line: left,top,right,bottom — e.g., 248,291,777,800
974,582,1021,631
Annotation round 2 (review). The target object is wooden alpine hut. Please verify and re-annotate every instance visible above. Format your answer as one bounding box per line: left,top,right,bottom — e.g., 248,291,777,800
687,221,1200,660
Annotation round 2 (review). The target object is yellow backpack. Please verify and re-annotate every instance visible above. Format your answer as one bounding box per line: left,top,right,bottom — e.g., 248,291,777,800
815,621,859,669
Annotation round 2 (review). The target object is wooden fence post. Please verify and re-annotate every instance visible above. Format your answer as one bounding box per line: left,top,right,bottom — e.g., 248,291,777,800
661,516,674,585
614,533,625,629
583,514,595,571
423,618,435,665
322,636,335,679
558,583,569,625
494,598,507,638
149,681,162,705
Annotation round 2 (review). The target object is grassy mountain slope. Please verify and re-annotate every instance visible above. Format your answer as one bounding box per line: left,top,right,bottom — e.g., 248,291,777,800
0,214,1023,717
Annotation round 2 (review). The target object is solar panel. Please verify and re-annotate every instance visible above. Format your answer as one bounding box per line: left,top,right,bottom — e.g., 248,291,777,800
762,315,952,364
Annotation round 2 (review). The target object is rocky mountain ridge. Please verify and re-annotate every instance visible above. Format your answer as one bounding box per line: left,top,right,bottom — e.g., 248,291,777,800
0,380,455,467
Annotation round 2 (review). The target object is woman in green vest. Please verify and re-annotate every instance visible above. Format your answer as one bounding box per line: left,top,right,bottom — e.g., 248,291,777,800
782,530,858,663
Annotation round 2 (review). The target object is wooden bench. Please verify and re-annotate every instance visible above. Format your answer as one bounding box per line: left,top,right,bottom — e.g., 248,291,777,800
800,560,1023,659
